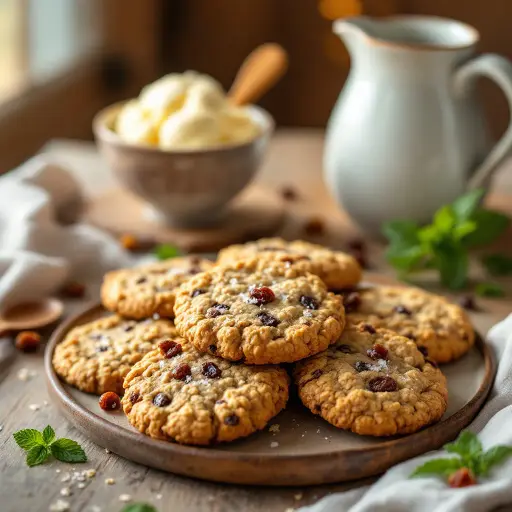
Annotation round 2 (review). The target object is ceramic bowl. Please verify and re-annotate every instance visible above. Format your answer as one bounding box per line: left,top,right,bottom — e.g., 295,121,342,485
93,102,274,227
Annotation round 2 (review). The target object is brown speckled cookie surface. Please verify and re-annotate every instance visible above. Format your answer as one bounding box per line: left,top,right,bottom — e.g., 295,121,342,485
122,342,289,445
217,238,362,289
174,259,345,364
294,323,448,436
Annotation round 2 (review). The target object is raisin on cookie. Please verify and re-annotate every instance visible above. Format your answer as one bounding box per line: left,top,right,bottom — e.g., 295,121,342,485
174,258,345,365
294,323,448,436
122,341,289,445
217,237,362,290
53,315,178,395
341,286,475,364
101,256,214,319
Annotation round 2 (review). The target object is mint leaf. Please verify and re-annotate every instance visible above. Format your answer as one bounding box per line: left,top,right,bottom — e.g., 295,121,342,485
13,429,44,451
418,224,441,244
445,431,482,459
478,445,512,476
433,205,456,233
482,254,512,276
121,504,158,512
26,445,49,467
410,458,463,478
452,188,485,222
154,244,181,260
475,282,505,298
453,220,477,241
385,244,427,272
42,425,55,445
50,438,87,463
434,243,468,290
383,220,420,245
463,210,509,247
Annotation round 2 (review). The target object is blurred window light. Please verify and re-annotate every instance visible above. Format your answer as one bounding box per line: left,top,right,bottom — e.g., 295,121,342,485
0,0,100,102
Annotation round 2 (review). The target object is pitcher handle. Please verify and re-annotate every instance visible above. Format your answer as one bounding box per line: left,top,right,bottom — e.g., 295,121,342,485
453,54,512,190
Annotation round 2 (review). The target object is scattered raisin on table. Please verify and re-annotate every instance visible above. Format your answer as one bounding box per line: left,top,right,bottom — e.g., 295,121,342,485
119,233,156,252
119,233,139,251
448,468,477,488
60,281,86,298
458,294,478,311
99,392,121,411
303,217,325,236
347,238,366,252
280,186,299,201
15,331,41,353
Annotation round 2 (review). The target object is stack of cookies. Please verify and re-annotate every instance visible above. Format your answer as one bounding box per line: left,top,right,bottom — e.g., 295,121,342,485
53,237,475,445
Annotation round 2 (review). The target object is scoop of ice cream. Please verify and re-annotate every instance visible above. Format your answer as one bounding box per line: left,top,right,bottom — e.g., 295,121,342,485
159,109,221,150
219,107,261,144
115,101,158,145
185,78,227,113
139,73,191,123
115,70,261,149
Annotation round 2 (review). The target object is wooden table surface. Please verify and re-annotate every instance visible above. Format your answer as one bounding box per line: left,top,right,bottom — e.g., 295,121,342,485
1,130,512,512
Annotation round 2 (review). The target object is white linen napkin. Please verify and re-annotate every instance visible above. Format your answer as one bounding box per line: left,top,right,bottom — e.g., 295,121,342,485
301,314,512,512
0,156,132,309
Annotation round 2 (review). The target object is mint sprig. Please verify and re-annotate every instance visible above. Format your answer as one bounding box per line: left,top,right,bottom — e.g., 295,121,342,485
384,189,510,290
154,243,181,260
475,282,505,298
121,505,158,512
13,425,86,467
411,430,512,483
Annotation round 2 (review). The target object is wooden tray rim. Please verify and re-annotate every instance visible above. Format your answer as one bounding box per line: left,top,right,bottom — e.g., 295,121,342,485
45,301,497,486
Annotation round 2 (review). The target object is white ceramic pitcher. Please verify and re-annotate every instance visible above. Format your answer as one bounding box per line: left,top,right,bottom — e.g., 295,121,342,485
324,15,512,236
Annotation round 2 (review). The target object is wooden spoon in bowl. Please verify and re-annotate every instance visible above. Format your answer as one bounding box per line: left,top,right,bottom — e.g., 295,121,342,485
228,43,288,106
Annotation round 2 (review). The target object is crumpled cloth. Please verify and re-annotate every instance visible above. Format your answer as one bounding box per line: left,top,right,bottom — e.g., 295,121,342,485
301,315,512,512
0,156,132,309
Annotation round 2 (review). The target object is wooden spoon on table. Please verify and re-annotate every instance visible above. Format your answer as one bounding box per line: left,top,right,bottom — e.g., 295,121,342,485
228,43,288,106
0,299,64,333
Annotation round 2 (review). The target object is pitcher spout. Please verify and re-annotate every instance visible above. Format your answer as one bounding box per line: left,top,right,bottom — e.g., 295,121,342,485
334,15,479,51
333,16,377,56
334,16,373,37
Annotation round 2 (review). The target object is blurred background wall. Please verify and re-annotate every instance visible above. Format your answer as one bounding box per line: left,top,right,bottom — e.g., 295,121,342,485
162,0,511,136
0,0,509,169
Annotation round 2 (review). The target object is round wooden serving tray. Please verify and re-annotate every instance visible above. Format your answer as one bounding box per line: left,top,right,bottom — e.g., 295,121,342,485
45,304,496,487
